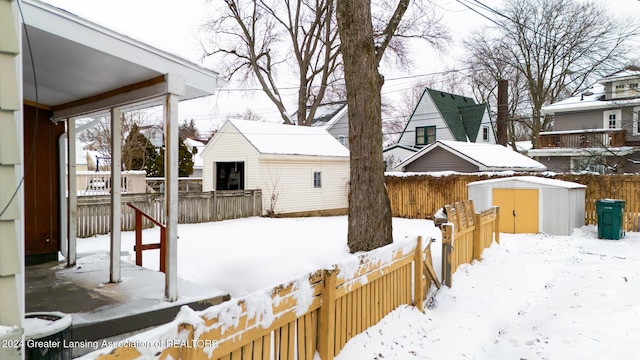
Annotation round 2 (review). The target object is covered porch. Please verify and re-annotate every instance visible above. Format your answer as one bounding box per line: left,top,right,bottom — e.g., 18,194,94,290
2,0,228,356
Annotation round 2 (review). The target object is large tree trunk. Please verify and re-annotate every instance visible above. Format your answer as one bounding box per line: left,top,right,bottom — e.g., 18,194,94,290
337,0,393,253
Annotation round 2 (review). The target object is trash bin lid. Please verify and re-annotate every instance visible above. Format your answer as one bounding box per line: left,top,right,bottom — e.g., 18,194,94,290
598,198,625,203
24,312,72,340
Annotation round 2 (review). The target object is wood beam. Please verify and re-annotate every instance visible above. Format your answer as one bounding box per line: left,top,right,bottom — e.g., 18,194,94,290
51,75,166,120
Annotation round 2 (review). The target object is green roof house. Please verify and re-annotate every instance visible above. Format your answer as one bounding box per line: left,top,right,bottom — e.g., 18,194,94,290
396,88,496,148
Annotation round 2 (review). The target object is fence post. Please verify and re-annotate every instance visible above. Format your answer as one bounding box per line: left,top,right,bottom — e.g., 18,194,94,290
441,223,454,288
494,206,500,245
318,269,337,360
414,236,424,313
473,212,482,261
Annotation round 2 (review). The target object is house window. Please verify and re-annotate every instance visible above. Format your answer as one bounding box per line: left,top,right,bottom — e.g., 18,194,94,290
482,126,489,141
603,110,621,129
630,83,639,89
313,171,322,188
338,135,346,146
415,126,436,146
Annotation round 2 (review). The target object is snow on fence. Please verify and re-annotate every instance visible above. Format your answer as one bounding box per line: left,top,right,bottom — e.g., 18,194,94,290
441,200,499,287
386,173,640,232
90,237,439,360
76,190,262,238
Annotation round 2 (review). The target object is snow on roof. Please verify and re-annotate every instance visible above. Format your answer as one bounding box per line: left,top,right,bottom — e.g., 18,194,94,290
597,66,640,82
542,83,640,114
396,140,546,171
467,175,587,189
228,119,349,157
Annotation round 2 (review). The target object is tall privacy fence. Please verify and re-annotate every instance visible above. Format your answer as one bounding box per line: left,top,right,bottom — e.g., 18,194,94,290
76,190,262,238
386,173,640,231
94,236,439,360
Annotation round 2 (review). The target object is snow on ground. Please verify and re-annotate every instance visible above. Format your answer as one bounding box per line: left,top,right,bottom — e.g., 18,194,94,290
77,216,441,297
336,226,640,360
77,217,640,359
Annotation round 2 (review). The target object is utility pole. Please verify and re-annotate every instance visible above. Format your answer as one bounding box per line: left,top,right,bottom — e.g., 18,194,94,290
497,79,508,146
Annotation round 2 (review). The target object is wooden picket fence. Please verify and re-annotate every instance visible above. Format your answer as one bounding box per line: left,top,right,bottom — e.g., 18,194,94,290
440,200,500,287
386,173,640,232
75,190,262,238
95,237,439,360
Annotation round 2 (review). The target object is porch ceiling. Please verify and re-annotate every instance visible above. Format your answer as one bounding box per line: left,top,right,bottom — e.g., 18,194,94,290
21,0,224,114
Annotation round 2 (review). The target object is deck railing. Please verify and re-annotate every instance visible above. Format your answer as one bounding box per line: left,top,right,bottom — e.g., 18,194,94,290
127,203,166,272
538,129,626,149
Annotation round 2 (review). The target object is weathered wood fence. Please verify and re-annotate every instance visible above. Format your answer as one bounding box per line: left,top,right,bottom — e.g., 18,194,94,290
94,237,439,360
386,173,640,231
76,190,262,238
441,200,500,287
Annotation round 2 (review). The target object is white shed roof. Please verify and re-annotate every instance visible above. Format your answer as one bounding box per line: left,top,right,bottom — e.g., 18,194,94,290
227,119,350,157
467,176,586,189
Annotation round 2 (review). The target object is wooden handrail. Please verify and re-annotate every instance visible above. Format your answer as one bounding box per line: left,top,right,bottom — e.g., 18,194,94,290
127,202,166,273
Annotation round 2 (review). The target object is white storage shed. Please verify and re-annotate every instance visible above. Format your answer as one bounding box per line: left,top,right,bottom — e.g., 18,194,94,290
200,119,350,216
468,176,586,235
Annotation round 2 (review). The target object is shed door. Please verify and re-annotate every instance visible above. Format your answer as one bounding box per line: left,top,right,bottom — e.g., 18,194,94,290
492,188,539,233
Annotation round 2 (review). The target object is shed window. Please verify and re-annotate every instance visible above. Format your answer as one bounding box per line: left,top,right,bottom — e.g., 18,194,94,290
416,126,436,146
313,171,322,188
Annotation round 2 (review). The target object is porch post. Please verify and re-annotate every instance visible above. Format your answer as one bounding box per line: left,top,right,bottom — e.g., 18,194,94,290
164,92,179,301
110,107,122,282
67,117,77,266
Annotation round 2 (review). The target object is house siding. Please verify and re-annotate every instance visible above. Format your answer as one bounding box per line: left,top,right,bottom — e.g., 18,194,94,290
473,112,496,143
327,111,349,149
553,111,602,131
384,146,416,170
201,125,259,192
397,94,454,148
259,159,349,215
403,146,479,172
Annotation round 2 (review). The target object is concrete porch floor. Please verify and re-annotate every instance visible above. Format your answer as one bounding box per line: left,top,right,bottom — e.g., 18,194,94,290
25,252,229,346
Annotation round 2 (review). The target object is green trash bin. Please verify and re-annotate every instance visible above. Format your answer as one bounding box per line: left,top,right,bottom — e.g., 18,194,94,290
596,199,625,240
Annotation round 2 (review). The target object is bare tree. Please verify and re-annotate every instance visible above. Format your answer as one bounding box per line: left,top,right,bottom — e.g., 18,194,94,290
226,109,263,122
79,110,156,169
202,0,448,126
202,0,341,125
337,0,416,252
462,0,640,148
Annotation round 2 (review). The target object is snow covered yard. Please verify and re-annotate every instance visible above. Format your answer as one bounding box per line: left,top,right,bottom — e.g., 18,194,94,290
77,217,640,359
77,216,442,298
336,226,640,359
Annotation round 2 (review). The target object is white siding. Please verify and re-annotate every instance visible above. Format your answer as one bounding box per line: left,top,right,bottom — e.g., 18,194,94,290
258,158,349,215
201,125,259,192
473,111,497,144
397,94,453,148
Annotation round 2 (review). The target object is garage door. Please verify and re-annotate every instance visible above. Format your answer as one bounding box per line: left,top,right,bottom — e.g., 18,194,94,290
492,188,539,233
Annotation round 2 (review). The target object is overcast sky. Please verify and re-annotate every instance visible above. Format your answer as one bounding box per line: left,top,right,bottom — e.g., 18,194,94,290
39,0,640,133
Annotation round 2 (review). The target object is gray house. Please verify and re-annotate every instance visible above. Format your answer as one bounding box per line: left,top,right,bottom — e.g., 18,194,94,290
394,140,546,173
529,66,640,173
